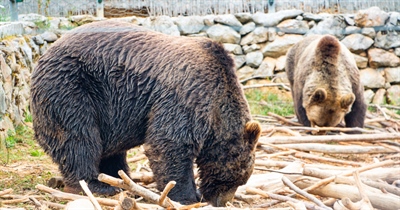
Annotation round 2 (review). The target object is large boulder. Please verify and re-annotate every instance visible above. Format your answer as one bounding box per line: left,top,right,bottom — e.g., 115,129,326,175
245,51,263,68
387,85,400,105
214,14,242,31
374,31,400,50
173,16,204,35
261,34,303,58
341,34,374,53
240,26,269,45
368,48,400,68
206,24,241,44
354,7,389,27
360,68,386,89
384,67,400,83
307,15,347,39
252,10,303,27
277,19,309,34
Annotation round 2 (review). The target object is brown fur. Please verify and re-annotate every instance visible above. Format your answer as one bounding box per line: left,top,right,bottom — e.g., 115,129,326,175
285,35,366,132
30,20,261,206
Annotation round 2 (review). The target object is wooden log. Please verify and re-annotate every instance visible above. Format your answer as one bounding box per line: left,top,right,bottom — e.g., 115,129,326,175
79,180,102,210
287,175,400,210
259,133,400,144
0,189,13,197
270,143,395,154
303,166,400,184
294,152,363,166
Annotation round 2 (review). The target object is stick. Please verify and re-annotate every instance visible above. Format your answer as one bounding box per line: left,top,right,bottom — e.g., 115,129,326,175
158,181,176,206
0,188,13,196
304,160,395,192
36,184,119,206
79,180,102,210
242,83,291,91
353,171,374,210
246,187,328,210
268,112,302,126
272,143,396,154
259,133,400,144
294,152,363,166
281,176,332,210
127,154,147,163
98,171,181,208
284,126,380,134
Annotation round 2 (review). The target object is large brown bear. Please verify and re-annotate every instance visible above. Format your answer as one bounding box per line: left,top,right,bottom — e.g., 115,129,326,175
30,20,261,206
285,35,366,132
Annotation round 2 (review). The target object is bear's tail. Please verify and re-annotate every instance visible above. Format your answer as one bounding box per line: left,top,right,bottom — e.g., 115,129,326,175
316,35,340,65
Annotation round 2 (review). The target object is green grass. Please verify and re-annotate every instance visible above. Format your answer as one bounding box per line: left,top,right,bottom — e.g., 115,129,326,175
244,88,295,117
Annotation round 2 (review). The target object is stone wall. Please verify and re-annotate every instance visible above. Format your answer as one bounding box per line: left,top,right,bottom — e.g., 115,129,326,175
0,7,399,143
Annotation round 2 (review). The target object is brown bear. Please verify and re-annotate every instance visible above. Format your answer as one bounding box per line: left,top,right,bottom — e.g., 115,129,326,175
285,34,366,132
30,20,261,207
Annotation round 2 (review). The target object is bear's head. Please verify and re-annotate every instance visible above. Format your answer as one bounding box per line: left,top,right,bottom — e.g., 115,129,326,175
198,120,261,207
305,88,355,128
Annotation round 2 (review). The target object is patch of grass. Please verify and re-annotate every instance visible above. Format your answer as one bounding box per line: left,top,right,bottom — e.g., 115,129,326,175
245,88,295,117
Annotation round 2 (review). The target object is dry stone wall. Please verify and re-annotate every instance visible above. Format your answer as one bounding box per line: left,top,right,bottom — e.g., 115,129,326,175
0,7,399,142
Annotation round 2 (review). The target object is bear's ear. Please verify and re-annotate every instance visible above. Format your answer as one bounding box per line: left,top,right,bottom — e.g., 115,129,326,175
244,121,261,146
341,93,355,109
310,88,327,104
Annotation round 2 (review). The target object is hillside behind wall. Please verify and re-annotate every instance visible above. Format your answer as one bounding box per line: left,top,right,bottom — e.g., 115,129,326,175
0,7,399,146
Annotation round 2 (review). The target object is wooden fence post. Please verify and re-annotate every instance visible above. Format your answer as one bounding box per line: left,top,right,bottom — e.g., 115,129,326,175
96,0,104,18
268,0,275,13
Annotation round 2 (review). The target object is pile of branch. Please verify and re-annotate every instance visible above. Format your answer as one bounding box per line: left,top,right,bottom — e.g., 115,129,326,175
1,106,399,209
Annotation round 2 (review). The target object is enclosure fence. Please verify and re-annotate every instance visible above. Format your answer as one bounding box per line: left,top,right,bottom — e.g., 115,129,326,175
0,0,399,20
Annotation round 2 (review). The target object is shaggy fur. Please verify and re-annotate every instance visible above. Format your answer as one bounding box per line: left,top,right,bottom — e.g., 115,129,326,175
30,20,261,206
285,35,366,132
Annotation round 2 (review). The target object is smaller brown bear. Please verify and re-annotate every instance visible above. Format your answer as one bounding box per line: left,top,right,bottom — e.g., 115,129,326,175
285,34,366,132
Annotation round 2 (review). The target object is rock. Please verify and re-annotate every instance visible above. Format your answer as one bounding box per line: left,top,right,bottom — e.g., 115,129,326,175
0,116,15,141
174,16,204,35
206,24,240,44
344,26,361,35
223,43,243,55
261,34,303,58
363,89,375,104
233,55,246,69
277,19,309,34
361,27,376,39
240,26,268,45
48,18,60,31
187,32,208,38
372,88,386,105
0,22,24,38
384,67,400,83
275,56,286,72
214,14,242,31
246,51,263,68
274,72,289,83
252,10,304,27
0,85,6,115
307,15,347,39
395,48,400,57
354,7,389,27
18,13,47,23
387,85,400,105
243,44,261,54
240,21,255,35
268,27,277,42
235,13,253,24
308,20,316,29
360,68,386,88
59,17,76,30
341,34,374,53
254,57,276,77
237,66,255,80
389,12,400,25
144,16,180,36
15,37,33,68
40,31,58,42
302,13,324,22
203,15,215,26
352,53,368,69
342,14,355,26
368,48,400,68
69,15,97,25
374,31,400,50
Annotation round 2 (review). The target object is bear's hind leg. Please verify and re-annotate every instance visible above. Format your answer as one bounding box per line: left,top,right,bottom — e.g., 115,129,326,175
58,133,120,196
99,151,130,178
